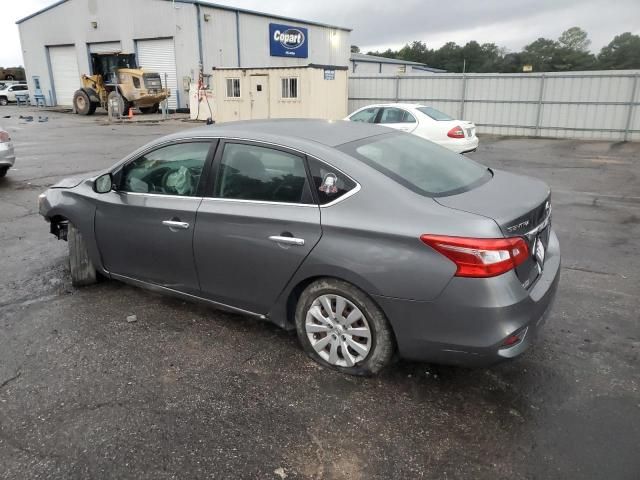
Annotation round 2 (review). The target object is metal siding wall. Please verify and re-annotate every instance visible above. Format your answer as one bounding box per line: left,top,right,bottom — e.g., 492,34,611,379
200,6,238,69
351,62,380,75
238,14,350,68
88,42,122,53
349,71,640,141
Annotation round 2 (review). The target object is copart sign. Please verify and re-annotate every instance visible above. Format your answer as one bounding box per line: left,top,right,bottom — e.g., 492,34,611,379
269,23,309,58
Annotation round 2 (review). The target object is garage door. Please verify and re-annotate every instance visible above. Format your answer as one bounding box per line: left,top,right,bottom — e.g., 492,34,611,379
88,42,122,54
136,38,178,109
48,45,80,107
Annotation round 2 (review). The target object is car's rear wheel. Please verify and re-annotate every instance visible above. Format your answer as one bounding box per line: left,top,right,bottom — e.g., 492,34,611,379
0,167,8,177
68,223,98,287
295,279,395,376
0,97,8,106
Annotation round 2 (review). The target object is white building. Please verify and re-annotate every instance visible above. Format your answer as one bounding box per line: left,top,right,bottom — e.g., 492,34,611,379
202,65,348,123
17,0,351,109
350,53,446,75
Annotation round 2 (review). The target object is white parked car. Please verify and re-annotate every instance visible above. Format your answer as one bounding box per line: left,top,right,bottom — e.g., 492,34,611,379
0,83,30,106
345,103,479,154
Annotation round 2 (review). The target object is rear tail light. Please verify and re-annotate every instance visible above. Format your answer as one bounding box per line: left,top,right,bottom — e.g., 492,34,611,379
447,126,465,138
0,131,9,142
420,235,529,278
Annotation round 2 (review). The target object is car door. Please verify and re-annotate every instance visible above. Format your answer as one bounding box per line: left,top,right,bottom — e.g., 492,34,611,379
94,140,215,294
193,140,322,314
377,107,418,133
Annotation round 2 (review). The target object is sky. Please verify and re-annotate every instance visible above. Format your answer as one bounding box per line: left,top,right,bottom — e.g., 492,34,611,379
1,0,639,66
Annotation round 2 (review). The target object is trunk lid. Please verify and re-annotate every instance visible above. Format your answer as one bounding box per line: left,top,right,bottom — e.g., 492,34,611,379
435,169,552,288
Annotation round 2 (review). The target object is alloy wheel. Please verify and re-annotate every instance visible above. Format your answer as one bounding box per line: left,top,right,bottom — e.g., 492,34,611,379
305,294,372,367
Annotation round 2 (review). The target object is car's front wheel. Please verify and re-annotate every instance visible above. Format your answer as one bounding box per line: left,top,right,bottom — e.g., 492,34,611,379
68,223,98,287
295,279,395,376
0,97,8,106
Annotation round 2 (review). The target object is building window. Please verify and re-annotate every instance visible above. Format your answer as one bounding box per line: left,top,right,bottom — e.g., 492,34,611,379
226,78,241,98
281,77,298,99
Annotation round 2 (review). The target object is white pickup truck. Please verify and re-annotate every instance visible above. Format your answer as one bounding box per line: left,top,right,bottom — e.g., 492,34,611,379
0,83,30,106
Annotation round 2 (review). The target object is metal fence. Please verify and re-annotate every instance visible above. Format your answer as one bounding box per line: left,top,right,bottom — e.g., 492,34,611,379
348,71,640,141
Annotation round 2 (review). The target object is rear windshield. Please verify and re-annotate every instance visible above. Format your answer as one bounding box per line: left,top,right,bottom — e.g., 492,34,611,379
417,106,454,121
339,133,490,197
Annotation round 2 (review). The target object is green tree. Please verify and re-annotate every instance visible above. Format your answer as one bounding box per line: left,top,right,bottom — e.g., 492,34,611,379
350,45,361,54
397,40,432,64
432,42,464,72
522,38,559,71
558,27,591,51
552,27,596,71
598,32,640,69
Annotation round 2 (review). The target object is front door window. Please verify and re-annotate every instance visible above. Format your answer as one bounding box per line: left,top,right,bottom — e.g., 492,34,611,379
120,142,211,196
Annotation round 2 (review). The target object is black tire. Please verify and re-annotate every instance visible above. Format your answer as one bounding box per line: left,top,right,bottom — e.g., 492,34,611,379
295,278,395,376
0,97,8,106
0,167,8,178
68,223,98,287
139,103,159,114
73,90,93,115
88,102,98,115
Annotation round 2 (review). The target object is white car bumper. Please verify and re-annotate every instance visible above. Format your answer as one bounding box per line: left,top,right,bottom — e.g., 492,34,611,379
437,136,479,154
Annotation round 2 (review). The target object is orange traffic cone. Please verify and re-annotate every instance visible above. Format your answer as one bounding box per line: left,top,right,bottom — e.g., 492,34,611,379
128,107,134,119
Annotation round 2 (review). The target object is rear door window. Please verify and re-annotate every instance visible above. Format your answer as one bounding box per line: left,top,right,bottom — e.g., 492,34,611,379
215,143,313,204
379,107,416,124
349,107,380,123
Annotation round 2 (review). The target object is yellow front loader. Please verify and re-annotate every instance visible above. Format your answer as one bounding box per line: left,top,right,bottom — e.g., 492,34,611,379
73,53,169,116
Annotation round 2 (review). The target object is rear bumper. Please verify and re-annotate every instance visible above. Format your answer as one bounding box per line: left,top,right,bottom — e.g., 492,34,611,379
438,136,479,154
375,229,561,367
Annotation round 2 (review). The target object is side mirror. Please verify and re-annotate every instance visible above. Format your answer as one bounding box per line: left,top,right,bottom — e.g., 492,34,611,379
94,173,113,193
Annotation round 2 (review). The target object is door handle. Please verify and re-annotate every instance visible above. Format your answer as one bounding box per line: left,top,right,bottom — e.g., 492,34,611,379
269,235,305,246
162,220,190,230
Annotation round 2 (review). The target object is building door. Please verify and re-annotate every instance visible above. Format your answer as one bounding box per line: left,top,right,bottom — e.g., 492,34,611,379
136,38,177,109
48,45,80,106
250,75,269,119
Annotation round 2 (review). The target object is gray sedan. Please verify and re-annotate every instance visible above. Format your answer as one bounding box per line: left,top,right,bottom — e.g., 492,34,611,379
0,128,15,177
38,120,560,375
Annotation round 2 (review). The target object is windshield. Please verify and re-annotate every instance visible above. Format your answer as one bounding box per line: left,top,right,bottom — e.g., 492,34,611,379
417,106,454,121
339,133,490,197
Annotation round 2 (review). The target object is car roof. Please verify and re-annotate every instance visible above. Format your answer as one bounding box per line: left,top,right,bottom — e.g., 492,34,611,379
166,119,393,149
355,103,425,110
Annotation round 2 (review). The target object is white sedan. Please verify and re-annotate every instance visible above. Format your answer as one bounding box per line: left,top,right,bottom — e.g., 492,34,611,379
345,103,479,154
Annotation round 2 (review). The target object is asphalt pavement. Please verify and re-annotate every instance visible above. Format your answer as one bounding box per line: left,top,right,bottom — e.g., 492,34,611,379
0,106,639,479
